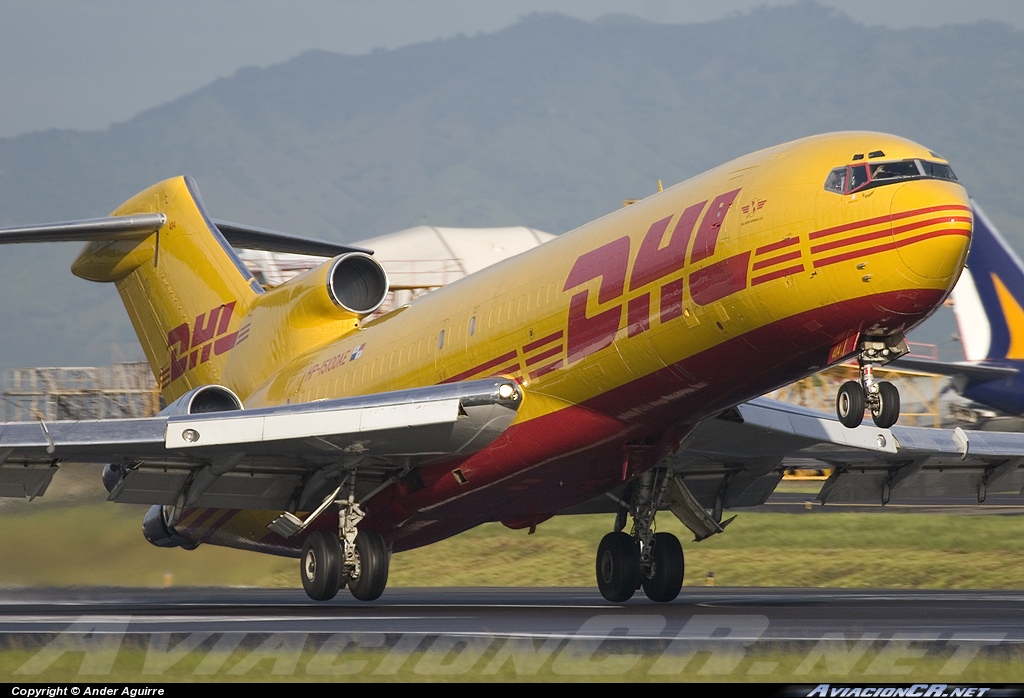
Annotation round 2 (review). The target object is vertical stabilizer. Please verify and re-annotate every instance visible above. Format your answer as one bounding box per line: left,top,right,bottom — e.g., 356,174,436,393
951,202,1024,363
72,177,263,402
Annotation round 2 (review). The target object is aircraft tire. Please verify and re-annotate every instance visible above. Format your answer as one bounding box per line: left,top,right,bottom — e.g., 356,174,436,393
301,530,342,601
596,531,640,602
642,532,684,603
871,381,900,428
349,529,390,601
836,381,865,428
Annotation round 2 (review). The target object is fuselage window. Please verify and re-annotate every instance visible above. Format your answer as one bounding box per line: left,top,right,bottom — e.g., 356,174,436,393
438,329,445,350
469,316,476,336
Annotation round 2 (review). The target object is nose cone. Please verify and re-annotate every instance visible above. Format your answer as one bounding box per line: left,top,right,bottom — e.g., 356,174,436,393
889,180,972,283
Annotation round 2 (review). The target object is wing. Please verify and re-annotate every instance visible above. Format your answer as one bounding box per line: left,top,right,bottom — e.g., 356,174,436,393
568,396,1024,541
673,396,1024,506
889,356,1018,387
0,378,521,512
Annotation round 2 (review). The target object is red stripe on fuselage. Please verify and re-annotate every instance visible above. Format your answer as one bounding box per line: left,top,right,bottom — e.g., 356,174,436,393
810,215,971,255
524,344,563,367
441,350,518,383
528,359,563,380
812,227,970,269
751,265,805,285
807,204,971,241
755,237,800,256
522,331,564,354
752,249,802,271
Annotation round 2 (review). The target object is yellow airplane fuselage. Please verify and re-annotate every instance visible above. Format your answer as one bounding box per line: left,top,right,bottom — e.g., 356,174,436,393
75,131,971,554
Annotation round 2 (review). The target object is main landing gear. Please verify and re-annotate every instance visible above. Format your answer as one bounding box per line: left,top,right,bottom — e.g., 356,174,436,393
296,478,390,602
836,336,905,429
596,469,684,603
300,527,390,602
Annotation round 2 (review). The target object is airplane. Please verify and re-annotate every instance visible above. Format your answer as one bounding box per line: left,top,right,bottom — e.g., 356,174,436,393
0,131,989,604
893,202,1024,417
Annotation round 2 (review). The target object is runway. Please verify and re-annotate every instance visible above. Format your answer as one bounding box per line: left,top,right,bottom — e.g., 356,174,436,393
4,586,1024,639
3,587,1021,678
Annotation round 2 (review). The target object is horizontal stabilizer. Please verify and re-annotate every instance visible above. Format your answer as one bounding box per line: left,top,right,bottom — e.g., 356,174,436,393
212,219,371,257
0,213,166,243
0,213,372,257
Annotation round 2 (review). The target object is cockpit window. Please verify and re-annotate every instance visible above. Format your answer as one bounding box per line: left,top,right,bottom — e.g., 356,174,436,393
824,167,846,193
920,160,957,181
869,160,919,181
823,159,958,195
848,164,869,192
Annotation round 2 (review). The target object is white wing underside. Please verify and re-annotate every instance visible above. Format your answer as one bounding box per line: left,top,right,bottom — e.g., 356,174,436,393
0,378,521,511
665,397,1024,509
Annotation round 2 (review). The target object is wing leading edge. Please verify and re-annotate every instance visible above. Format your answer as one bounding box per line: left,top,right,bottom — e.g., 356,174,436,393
664,397,1024,510
0,378,522,511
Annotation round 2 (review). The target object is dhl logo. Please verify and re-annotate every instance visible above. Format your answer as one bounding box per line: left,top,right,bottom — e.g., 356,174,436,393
442,201,971,385
562,189,746,364
160,301,245,386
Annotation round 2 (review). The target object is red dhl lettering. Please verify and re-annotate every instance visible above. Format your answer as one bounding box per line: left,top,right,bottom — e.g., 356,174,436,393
562,190,746,364
165,301,238,382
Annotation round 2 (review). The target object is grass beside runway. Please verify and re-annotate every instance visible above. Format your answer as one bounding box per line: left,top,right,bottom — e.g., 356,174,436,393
3,500,1024,589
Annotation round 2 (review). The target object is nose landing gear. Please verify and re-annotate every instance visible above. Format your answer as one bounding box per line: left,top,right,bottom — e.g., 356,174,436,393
835,335,905,429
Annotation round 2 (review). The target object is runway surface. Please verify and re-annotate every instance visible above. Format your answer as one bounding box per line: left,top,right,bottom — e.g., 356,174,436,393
2,586,1023,641
4,587,1022,679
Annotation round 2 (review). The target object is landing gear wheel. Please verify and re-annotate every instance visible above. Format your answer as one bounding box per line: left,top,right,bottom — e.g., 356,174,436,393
300,530,341,601
871,380,900,428
348,529,390,601
642,532,684,603
836,380,865,428
596,531,641,602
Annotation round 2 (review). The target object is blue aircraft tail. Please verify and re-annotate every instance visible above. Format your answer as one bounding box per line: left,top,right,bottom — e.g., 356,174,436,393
951,203,1024,363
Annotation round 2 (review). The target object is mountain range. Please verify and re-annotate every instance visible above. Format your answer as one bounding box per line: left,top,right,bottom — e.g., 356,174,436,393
0,1,1020,369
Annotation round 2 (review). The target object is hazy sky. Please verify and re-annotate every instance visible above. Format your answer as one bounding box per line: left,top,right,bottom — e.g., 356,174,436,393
2,0,1023,139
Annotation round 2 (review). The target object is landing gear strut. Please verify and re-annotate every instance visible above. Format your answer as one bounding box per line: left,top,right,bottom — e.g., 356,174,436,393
296,473,390,602
596,469,684,603
836,336,905,429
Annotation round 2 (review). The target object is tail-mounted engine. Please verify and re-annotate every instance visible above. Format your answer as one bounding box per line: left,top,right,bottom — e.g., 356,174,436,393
229,253,389,389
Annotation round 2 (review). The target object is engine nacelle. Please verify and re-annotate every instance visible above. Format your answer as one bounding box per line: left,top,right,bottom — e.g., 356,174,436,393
324,252,390,316
142,505,199,550
102,463,126,493
161,384,244,416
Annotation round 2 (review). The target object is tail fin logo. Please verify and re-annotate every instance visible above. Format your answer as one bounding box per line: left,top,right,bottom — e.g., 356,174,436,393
160,301,239,386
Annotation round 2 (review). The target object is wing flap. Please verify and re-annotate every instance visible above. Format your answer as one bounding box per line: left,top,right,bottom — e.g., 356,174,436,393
668,397,1024,508
0,462,58,499
0,379,522,503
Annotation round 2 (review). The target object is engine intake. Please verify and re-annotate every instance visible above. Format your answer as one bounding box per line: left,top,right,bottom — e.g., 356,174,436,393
161,384,244,416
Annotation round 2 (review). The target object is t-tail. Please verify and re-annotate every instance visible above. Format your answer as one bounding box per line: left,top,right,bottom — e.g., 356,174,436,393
71,177,265,399
0,176,372,403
